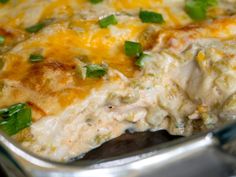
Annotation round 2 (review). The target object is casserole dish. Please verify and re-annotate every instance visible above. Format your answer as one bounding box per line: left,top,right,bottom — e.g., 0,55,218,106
1,1,236,176
0,0,236,161
0,122,236,177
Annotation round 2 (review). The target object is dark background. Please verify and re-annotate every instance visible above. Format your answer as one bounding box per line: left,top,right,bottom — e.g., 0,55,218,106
0,167,7,177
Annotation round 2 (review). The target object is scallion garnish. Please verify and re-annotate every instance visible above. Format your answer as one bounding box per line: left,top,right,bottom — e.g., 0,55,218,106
124,41,142,57
135,53,151,68
85,64,107,78
29,54,44,63
139,10,164,24
90,0,103,4
185,0,218,21
0,35,5,44
0,103,32,136
99,15,118,28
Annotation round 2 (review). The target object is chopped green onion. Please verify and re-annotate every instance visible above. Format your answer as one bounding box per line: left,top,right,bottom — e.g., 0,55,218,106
135,53,151,68
85,64,107,78
185,0,218,21
124,41,142,57
0,35,5,44
99,15,118,28
0,0,9,3
139,10,164,24
90,0,103,4
185,1,206,21
29,54,44,63
0,103,32,136
25,22,46,33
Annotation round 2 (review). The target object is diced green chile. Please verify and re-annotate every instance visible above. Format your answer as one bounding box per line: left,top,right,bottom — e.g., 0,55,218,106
0,103,32,136
29,54,44,63
26,23,46,33
25,19,54,33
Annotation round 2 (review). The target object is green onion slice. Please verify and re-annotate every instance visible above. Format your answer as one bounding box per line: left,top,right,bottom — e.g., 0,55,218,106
99,15,118,28
139,10,164,24
124,41,142,57
85,64,107,78
135,53,151,68
185,0,218,21
185,0,206,21
0,103,32,136
29,54,44,63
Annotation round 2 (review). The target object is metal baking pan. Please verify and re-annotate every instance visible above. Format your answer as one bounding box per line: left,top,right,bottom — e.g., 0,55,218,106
0,122,236,177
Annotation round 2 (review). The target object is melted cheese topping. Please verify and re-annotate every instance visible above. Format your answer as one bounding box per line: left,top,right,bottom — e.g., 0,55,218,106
0,0,192,115
0,0,236,161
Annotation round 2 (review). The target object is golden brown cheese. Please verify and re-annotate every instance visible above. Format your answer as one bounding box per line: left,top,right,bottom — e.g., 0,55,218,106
0,0,193,117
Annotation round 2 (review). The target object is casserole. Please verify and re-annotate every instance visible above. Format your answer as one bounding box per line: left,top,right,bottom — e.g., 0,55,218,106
0,0,236,163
